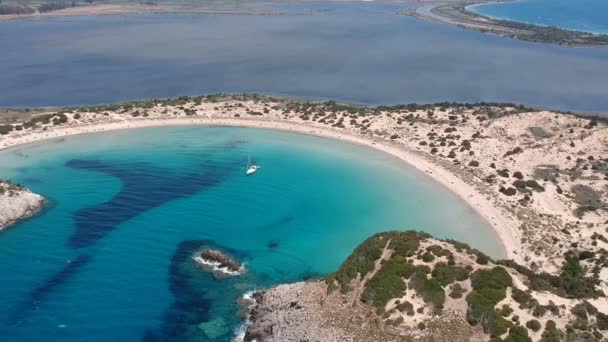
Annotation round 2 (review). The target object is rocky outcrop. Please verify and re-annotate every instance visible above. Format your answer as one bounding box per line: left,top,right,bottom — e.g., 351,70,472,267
193,249,245,278
244,282,359,342
242,281,396,342
0,181,45,230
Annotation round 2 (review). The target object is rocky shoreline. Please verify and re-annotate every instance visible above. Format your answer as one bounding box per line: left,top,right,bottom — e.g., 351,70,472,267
243,282,364,342
0,181,45,230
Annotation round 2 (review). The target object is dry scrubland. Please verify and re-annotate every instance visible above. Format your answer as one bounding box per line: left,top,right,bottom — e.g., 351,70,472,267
0,94,607,341
246,231,608,341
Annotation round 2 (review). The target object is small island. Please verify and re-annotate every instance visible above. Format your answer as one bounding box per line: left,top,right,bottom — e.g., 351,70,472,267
0,180,45,230
244,231,607,341
193,249,245,278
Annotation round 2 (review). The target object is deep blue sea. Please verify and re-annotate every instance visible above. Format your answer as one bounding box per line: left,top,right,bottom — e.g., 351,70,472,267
1,2,608,113
472,0,608,34
0,126,503,341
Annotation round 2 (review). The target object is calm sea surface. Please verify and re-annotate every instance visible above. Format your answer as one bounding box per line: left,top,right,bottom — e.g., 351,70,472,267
0,126,503,341
0,2,608,113
472,0,608,34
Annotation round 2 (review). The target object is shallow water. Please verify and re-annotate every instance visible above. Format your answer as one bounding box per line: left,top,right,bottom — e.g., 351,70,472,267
1,2,608,112
0,126,503,341
472,0,608,34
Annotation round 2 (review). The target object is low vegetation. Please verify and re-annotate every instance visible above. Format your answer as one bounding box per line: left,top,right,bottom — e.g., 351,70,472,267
320,231,606,340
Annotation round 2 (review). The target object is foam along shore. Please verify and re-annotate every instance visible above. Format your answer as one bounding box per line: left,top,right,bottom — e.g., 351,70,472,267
0,95,607,276
0,180,45,230
193,249,245,278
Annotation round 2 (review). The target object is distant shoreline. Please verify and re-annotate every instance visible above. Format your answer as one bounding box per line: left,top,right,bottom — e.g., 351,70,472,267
0,3,289,22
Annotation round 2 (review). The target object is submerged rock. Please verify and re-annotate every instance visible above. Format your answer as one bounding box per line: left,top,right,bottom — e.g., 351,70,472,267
197,317,228,340
0,181,45,230
194,249,245,278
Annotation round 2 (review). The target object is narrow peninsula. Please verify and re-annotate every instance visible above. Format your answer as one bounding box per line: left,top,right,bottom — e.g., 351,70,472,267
0,180,45,230
406,1,608,47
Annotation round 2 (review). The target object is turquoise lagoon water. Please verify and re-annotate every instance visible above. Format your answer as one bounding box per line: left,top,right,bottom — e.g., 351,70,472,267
472,0,608,34
0,126,503,341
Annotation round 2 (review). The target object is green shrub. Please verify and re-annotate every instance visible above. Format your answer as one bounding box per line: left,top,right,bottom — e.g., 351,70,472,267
511,288,532,305
327,233,387,293
396,300,415,316
390,231,431,257
526,319,542,332
0,124,13,135
499,304,514,317
525,180,545,192
426,244,449,257
571,303,588,320
52,113,68,125
443,239,472,252
450,283,465,299
497,255,602,299
504,325,532,342
391,316,404,326
471,267,512,290
513,179,527,189
540,320,564,342
422,251,435,262
410,273,446,312
597,312,608,330
500,187,517,196
484,311,512,337
361,251,434,310
361,256,409,308
476,253,490,265
432,262,470,286
466,267,512,325
578,251,594,260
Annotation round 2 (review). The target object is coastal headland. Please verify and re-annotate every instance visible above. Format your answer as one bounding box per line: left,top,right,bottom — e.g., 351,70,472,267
0,94,606,340
244,231,608,341
0,180,45,230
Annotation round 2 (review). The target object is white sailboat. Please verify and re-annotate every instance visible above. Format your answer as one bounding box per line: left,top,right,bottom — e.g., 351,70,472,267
246,155,260,175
